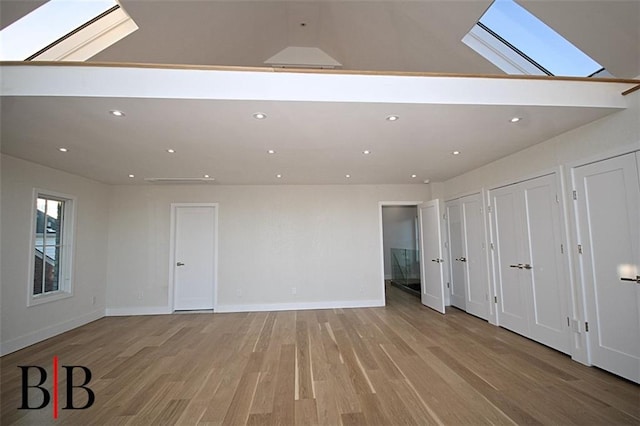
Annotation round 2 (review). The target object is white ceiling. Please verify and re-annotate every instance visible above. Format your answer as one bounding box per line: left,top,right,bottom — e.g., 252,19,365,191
0,1,638,185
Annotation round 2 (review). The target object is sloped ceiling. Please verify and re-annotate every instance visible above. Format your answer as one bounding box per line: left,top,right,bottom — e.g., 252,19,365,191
0,1,638,186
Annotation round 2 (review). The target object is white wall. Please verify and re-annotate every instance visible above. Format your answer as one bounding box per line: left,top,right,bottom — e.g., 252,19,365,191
0,155,109,355
381,206,418,279
443,93,640,198
106,184,430,313
441,91,640,363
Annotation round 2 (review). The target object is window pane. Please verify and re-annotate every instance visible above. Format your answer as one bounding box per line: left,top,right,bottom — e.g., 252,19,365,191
33,195,66,296
33,249,44,295
477,0,604,77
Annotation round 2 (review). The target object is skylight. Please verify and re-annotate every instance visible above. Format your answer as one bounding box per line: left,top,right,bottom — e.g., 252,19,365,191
0,0,137,61
463,0,610,78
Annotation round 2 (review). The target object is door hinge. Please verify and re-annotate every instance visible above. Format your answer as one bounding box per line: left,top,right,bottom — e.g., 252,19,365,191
572,190,577,200
487,205,492,213
567,317,570,327
447,282,450,288
443,213,447,220
494,296,498,303
578,244,583,254
560,243,564,254
555,194,560,203
585,322,589,332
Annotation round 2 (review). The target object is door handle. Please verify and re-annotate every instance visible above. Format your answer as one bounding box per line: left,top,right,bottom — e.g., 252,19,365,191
431,259,443,263
459,257,467,262
522,264,532,270
176,262,185,267
509,264,522,269
620,275,640,283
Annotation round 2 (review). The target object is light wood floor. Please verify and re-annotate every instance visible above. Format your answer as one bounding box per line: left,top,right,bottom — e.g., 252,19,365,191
2,285,639,425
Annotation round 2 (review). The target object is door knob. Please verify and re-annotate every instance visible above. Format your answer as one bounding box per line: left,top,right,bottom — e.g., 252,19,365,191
176,262,185,266
459,257,467,262
509,264,522,269
620,275,640,283
522,264,532,270
431,259,443,263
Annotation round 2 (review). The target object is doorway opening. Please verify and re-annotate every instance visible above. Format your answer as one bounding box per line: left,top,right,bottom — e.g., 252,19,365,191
381,205,421,298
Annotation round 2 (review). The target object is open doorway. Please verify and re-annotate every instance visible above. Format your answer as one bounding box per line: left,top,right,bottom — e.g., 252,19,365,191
381,205,421,297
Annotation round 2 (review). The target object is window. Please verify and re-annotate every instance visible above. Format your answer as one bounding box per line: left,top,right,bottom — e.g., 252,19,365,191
30,190,75,305
463,0,611,78
0,0,138,61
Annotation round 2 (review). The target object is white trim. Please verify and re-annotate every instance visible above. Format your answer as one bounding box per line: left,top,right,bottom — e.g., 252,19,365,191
169,203,219,312
564,143,640,170
216,299,384,314
487,167,559,191
444,189,482,203
105,306,172,316
378,201,424,304
0,309,103,356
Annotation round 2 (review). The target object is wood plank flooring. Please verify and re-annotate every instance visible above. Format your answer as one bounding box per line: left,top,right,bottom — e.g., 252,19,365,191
2,285,638,425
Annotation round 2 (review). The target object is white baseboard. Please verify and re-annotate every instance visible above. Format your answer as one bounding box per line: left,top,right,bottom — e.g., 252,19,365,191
0,309,104,356
105,306,172,316
215,299,385,313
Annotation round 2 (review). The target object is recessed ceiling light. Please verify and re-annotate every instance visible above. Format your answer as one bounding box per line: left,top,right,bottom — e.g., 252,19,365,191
386,115,399,121
109,110,125,117
345,174,351,178
128,174,135,178
362,150,371,155
203,174,210,178
253,113,267,120
424,179,430,184
267,149,276,154
510,117,521,123
58,147,68,152
411,174,417,178
452,150,460,155
167,149,176,153
276,174,282,178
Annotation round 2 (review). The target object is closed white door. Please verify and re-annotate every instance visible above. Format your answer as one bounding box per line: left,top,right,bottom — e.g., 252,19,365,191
446,200,466,310
419,200,446,314
521,175,570,354
573,152,640,383
491,175,570,353
173,205,216,311
460,193,488,320
491,186,529,336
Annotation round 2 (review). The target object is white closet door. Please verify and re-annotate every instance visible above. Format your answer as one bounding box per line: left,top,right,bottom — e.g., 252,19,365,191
461,193,488,320
573,152,640,383
446,200,467,310
491,185,529,336
521,175,570,354
419,200,446,314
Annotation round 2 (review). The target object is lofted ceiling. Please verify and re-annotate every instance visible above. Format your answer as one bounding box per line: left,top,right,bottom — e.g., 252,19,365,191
0,1,639,186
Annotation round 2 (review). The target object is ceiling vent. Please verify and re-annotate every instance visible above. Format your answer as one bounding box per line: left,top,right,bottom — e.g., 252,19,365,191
264,46,342,69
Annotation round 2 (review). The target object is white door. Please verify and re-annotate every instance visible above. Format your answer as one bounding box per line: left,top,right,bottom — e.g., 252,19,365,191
419,200,446,313
173,205,216,311
491,185,529,336
521,175,570,354
446,200,466,310
460,193,488,320
573,152,640,383
491,175,570,353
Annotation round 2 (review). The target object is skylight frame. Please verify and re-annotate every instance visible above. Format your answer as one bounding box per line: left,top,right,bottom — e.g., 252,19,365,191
463,0,609,78
0,0,138,62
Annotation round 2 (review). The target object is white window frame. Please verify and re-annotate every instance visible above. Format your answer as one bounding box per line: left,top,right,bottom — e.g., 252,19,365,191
28,188,76,306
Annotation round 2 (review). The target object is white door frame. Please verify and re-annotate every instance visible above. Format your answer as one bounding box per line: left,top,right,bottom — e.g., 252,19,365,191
169,203,219,312
378,201,424,303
